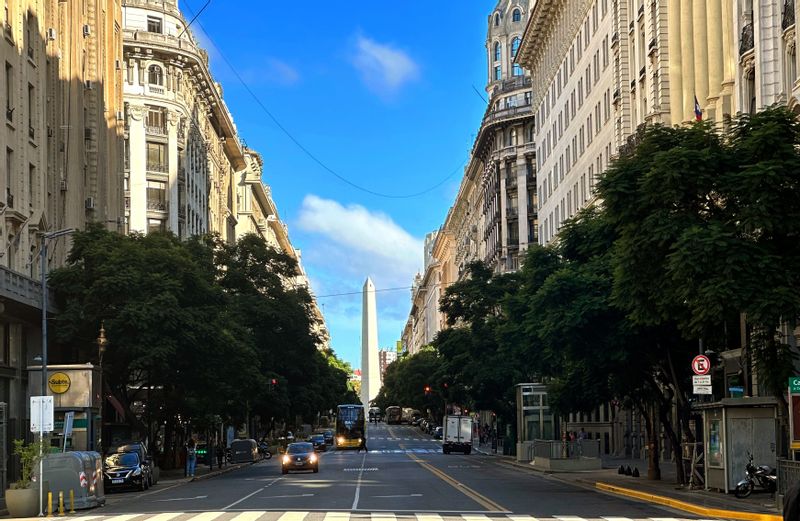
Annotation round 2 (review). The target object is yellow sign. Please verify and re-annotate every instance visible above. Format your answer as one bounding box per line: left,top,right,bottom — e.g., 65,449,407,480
48,372,71,394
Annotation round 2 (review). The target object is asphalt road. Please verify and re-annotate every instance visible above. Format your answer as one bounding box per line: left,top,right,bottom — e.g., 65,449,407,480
77,424,720,521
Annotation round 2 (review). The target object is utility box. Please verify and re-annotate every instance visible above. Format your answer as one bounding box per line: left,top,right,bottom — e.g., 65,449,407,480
34,451,105,510
443,415,473,454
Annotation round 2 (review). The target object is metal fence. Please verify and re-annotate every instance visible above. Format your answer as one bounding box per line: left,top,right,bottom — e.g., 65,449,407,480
533,439,601,460
778,458,800,496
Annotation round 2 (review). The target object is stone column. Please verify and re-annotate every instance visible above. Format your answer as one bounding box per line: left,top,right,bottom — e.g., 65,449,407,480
516,155,529,250
668,0,684,125
499,161,508,262
706,0,724,116
127,105,148,233
693,0,709,111
720,0,736,116
680,0,695,122
168,110,181,232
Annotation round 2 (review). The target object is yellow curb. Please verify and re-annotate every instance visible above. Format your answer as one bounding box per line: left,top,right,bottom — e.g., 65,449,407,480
595,482,781,521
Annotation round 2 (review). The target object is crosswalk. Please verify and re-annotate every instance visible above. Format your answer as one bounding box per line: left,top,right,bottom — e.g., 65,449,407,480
64,512,723,521
330,449,441,454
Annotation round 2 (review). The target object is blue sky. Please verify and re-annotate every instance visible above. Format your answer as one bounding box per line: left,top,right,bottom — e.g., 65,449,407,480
181,1,495,369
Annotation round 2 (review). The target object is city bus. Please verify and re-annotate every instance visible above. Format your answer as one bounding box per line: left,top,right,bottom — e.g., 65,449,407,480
385,405,402,425
335,404,366,449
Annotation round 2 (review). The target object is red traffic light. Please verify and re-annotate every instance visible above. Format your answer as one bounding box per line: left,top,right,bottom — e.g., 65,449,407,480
271,378,277,385
424,385,431,393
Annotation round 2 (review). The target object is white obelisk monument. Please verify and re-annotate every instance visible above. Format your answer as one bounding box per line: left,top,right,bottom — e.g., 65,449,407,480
361,277,380,406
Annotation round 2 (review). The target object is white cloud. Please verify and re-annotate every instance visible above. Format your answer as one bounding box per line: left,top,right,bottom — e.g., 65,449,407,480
352,35,419,95
265,58,300,86
297,195,423,284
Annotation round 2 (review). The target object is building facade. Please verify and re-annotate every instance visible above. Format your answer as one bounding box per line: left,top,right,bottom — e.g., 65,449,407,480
121,0,244,240
378,348,397,381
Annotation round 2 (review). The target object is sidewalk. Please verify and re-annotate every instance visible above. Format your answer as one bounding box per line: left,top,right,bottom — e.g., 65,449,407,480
474,444,781,520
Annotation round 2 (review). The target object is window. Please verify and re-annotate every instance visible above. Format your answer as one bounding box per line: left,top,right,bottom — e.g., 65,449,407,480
494,42,501,62
148,64,163,86
5,147,12,207
146,105,166,134
25,11,33,59
603,36,609,69
27,83,33,139
147,16,163,34
494,13,500,26
147,179,167,211
147,218,166,234
146,141,167,172
124,138,130,171
494,65,501,80
4,61,11,122
513,9,521,22
587,115,593,144
28,163,34,205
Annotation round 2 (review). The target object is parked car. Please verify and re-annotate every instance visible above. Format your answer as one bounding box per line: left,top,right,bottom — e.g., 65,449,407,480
322,430,334,446
281,442,319,474
433,426,443,440
309,434,327,452
103,451,150,491
108,441,158,486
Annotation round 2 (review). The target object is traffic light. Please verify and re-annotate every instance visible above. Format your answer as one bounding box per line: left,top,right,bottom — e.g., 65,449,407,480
424,385,431,394
270,378,278,391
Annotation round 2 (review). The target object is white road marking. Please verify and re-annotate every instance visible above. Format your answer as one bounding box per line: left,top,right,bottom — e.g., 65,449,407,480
508,516,538,521
228,512,266,521
323,513,350,521
184,512,225,521
372,493,423,498
350,451,368,510
277,512,309,521
103,515,143,521
461,515,492,521
264,494,315,499
554,517,587,521
154,495,208,502
222,477,281,510
415,514,443,521
145,514,184,521
601,518,635,521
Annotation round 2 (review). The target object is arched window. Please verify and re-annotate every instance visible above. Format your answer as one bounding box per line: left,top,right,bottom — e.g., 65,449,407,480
511,37,521,58
494,42,501,62
513,9,521,22
510,128,517,146
148,64,163,86
494,13,500,26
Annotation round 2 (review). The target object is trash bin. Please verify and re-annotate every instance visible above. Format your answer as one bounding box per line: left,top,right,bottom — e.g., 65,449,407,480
33,451,105,510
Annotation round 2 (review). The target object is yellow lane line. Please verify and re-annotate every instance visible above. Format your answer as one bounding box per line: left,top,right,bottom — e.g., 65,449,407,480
406,452,508,513
595,482,781,521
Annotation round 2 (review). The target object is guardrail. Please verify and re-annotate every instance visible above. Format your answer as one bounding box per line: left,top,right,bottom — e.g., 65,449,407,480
533,439,601,459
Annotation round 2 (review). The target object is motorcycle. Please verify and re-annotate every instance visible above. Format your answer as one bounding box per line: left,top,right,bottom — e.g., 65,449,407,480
258,442,272,460
734,452,776,498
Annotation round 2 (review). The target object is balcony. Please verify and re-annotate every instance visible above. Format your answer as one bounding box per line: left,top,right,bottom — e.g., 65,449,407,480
639,66,646,79
630,79,636,90
506,176,518,189
611,32,619,47
147,200,168,212
648,38,657,56
28,126,34,140
146,124,167,136
0,265,56,313
148,85,165,95
147,162,168,173
507,207,519,219
637,4,644,19
740,21,754,55
6,107,12,123
3,22,12,42
6,189,13,209
483,102,533,127
784,0,796,30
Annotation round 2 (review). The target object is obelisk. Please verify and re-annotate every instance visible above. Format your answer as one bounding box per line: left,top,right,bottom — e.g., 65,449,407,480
361,277,380,406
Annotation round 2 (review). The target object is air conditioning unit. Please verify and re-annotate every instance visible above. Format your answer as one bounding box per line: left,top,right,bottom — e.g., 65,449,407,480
47,28,56,41
82,24,91,37
85,197,95,210
59,179,67,191
84,80,94,90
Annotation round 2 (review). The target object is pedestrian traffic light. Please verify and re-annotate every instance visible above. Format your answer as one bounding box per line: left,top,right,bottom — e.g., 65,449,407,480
270,378,278,391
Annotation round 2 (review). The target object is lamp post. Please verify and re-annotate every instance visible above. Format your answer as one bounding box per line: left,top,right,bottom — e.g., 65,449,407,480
38,228,73,516
96,323,107,454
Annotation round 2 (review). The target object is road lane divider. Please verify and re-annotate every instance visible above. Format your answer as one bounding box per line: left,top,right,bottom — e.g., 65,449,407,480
350,452,368,510
222,477,282,510
595,482,781,521
406,453,508,513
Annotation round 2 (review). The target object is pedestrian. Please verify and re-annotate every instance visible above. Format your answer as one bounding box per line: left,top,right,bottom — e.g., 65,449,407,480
216,440,225,468
578,428,587,440
357,436,368,453
785,479,800,521
186,439,197,479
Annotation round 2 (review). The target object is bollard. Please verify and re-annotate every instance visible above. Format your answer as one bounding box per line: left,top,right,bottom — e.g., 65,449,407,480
47,491,53,517
69,489,75,514
58,490,65,516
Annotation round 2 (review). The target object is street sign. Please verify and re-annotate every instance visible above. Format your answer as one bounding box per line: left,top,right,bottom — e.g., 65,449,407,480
693,384,713,395
692,355,711,375
693,375,711,386
63,411,74,437
30,396,54,433
790,377,800,393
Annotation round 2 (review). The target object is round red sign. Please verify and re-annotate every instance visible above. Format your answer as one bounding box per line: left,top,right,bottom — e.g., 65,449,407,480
692,354,711,375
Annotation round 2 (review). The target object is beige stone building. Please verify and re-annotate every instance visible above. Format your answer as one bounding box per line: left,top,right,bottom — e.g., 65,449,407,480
121,0,243,241
1,0,125,491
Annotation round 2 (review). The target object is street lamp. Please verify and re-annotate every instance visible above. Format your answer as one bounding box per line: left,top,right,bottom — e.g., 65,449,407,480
96,323,107,455
37,227,74,516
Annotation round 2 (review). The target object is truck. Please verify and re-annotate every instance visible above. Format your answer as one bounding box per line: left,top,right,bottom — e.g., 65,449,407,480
442,415,473,454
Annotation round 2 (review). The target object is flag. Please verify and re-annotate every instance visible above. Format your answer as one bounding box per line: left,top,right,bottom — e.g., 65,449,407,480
694,96,703,121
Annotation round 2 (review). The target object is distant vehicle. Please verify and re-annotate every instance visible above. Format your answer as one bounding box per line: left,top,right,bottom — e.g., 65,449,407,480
230,439,258,463
310,434,327,451
368,406,382,422
108,441,157,486
281,442,319,474
401,407,418,424
443,415,473,454
385,405,402,425
322,430,334,446
103,452,150,491
335,404,366,449
433,426,443,440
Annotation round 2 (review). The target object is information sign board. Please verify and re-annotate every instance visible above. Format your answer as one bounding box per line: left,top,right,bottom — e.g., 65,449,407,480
30,396,54,433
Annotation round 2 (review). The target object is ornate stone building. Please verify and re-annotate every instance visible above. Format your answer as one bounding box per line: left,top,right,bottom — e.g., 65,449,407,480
121,0,243,241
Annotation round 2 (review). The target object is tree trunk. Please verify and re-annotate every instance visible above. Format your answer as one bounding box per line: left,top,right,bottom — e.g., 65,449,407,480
639,402,661,480
659,395,686,485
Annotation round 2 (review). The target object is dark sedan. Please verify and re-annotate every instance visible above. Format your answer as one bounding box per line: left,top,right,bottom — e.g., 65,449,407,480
309,434,327,452
103,452,149,491
323,430,334,446
281,442,319,474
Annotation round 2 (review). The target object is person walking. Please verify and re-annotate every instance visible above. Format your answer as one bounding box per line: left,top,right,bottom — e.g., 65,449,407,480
357,435,368,453
186,439,197,479
215,440,225,468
